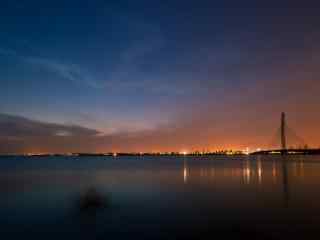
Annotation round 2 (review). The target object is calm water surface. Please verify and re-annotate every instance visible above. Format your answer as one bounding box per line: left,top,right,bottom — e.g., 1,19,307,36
1,155,320,239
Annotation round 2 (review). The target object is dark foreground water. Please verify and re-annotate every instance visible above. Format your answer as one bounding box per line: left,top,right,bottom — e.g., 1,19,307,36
1,155,320,239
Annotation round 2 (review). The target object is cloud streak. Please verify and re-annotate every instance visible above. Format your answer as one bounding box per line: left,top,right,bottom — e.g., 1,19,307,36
0,47,104,89
0,38,201,97
0,113,100,138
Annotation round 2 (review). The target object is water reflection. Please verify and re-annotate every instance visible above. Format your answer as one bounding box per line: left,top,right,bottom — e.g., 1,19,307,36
181,157,282,186
1,156,320,239
272,160,277,183
183,159,188,183
257,158,262,184
300,160,304,177
178,156,315,209
281,156,290,208
243,158,251,184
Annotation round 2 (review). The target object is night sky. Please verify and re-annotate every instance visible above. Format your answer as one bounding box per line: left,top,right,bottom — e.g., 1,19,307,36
1,0,320,154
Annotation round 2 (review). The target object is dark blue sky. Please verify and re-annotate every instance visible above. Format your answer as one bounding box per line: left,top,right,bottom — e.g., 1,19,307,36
1,0,320,153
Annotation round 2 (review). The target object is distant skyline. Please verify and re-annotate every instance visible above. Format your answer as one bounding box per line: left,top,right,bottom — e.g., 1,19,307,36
1,1,320,154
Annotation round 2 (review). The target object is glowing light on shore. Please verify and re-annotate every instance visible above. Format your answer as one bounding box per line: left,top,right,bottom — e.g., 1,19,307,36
180,150,188,156
113,152,117,157
243,147,250,155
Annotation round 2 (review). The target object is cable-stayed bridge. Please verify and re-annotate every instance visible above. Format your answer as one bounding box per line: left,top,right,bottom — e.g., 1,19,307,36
252,112,320,155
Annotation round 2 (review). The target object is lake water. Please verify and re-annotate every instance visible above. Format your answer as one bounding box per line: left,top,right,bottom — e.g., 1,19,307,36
1,155,320,239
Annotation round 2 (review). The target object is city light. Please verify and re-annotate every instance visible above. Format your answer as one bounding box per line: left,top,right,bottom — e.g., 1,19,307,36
180,150,188,156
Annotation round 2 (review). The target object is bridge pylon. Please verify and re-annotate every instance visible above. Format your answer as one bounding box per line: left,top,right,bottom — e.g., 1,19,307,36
281,112,287,151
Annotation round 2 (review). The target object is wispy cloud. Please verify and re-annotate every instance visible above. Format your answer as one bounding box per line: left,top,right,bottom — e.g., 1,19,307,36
24,57,105,89
0,39,199,96
0,47,104,89
0,113,100,138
